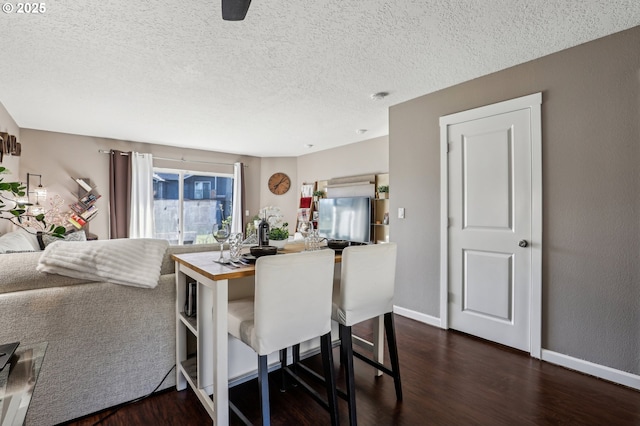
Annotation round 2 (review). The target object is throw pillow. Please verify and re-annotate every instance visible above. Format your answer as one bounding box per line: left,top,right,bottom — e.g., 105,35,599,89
0,231,36,254
39,230,87,248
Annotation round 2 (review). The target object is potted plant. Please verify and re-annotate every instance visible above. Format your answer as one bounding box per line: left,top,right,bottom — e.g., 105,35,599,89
378,185,389,199
312,190,325,202
268,222,289,249
0,167,65,237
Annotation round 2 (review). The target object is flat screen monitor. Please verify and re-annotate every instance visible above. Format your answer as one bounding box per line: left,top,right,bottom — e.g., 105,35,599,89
317,197,371,243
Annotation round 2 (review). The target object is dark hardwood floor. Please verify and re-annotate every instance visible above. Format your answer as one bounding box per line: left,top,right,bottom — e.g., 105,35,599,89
64,316,640,425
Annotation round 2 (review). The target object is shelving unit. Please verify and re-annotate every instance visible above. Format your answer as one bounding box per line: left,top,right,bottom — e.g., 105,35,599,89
68,178,100,230
296,183,315,232
371,173,390,244
372,198,390,243
175,270,217,420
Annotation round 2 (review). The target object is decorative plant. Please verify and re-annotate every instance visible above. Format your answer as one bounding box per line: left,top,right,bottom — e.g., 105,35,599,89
268,222,289,240
0,167,66,237
313,190,325,198
378,185,389,193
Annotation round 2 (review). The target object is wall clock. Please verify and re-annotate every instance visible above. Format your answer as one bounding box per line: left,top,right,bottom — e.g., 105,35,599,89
268,172,291,195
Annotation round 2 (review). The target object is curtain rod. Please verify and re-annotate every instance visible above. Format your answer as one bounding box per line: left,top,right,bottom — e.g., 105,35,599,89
97,149,246,167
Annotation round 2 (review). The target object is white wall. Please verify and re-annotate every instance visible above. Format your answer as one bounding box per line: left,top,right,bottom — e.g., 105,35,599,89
14,128,385,241
257,137,389,235
258,157,298,233
19,129,262,240
297,136,388,186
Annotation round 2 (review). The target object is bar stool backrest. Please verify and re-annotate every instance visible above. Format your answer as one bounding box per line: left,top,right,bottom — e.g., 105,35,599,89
336,243,397,327
253,249,335,355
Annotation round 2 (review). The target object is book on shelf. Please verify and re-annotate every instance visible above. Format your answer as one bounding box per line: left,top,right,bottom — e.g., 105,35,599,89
80,205,98,221
297,208,311,222
70,202,85,214
68,213,87,229
301,184,314,198
80,193,101,206
75,178,93,192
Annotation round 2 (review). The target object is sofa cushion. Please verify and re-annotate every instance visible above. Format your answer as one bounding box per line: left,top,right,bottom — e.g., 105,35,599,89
0,251,92,294
0,230,37,253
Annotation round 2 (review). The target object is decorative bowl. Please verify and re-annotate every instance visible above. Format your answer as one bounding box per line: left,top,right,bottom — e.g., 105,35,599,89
250,245,278,257
327,239,350,250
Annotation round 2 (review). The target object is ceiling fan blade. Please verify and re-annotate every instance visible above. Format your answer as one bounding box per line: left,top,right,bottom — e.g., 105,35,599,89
222,0,252,21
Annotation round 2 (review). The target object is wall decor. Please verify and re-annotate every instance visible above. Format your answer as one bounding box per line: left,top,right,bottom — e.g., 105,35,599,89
0,132,21,160
0,132,8,154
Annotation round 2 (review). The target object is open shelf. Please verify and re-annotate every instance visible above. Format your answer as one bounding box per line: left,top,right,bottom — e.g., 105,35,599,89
179,312,197,334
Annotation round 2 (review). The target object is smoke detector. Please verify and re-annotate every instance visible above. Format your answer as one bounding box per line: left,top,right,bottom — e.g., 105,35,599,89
370,92,389,101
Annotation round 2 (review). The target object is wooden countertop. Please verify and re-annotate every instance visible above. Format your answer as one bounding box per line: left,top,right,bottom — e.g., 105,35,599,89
172,243,341,282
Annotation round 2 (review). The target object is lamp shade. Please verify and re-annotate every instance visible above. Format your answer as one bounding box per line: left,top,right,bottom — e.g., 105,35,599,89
34,185,47,199
30,205,45,215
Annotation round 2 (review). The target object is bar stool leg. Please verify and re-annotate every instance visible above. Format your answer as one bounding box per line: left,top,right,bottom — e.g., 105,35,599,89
338,324,346,365
280,348,289,392
384,313,403,401
340,324,357,426
258,355,271,426
320,332,340,426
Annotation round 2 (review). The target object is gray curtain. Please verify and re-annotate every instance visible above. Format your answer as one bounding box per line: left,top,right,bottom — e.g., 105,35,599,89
109,150,132,239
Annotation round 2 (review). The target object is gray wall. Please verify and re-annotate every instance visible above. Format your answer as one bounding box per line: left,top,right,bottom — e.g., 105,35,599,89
390,26,640,373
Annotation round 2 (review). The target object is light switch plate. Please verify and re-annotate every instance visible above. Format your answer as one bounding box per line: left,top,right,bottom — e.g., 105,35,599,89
398,207,405,219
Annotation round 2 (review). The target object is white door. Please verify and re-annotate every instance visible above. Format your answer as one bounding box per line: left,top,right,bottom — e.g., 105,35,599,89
440,94,542,353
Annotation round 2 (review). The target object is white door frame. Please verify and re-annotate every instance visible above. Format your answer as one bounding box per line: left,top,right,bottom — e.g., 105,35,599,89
439,92,543,358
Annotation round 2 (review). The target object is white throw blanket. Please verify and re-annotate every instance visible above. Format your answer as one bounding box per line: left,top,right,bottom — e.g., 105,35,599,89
37,238,170,288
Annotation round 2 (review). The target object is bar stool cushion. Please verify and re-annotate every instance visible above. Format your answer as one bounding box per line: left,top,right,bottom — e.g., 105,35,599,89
228,297,256,348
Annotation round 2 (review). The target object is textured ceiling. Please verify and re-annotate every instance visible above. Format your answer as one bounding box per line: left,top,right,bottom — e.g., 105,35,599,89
2,1,640,157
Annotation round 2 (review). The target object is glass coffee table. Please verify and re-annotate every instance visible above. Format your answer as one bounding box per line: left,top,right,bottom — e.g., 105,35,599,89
0,342,47,426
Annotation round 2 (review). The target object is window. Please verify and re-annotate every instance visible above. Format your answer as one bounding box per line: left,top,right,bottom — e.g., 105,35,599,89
194,181,212,200
153,169,233,245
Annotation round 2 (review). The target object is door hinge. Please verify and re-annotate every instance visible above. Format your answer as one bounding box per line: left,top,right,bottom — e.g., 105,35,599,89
447,142,452,153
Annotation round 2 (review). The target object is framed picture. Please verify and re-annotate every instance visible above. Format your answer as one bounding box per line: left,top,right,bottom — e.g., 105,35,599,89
0,132,8,154
9,135,16,154
13,142,21,156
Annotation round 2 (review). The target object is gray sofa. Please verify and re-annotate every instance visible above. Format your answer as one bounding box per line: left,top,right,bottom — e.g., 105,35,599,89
0,241,220,426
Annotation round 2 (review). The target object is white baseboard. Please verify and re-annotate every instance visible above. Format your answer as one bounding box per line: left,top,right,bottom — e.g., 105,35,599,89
542,349,640,391
393,305,442,328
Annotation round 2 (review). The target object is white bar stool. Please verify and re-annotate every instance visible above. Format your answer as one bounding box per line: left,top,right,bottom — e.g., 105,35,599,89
227,249,340,426
334,242,402,426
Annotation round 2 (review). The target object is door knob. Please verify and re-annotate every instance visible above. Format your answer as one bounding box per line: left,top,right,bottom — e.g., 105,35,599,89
518,240,528,248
